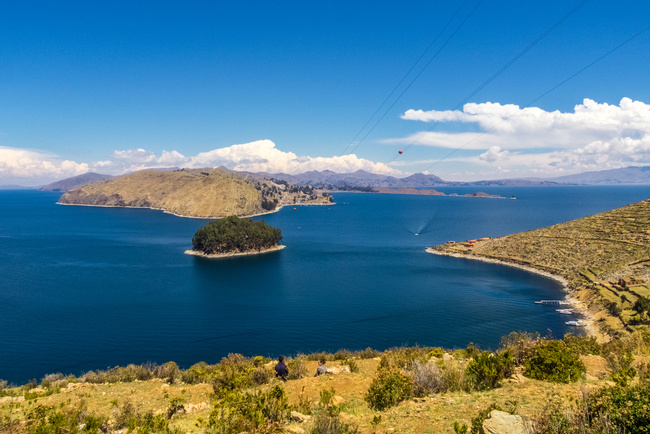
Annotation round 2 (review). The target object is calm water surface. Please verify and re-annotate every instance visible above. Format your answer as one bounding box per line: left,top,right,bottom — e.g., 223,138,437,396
0,186,648,383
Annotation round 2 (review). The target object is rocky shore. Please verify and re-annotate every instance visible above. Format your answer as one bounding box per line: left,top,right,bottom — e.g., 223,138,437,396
185,245,286,258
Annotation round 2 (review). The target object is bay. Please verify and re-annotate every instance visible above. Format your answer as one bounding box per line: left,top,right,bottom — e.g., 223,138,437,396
0,186,648,384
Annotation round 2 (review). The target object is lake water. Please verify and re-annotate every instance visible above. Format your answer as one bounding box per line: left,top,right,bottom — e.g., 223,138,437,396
1,186,648,384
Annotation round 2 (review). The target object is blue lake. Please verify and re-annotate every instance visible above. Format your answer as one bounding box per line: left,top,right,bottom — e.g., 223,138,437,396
0,186,648,384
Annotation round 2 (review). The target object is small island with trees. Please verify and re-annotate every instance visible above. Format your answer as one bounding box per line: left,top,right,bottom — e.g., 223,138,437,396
185,215,284,258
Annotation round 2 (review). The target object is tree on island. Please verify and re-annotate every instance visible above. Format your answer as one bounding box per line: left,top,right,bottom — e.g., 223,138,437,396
192,215,283,255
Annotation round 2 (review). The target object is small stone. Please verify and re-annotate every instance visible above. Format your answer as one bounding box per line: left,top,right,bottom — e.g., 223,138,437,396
290,411,310,423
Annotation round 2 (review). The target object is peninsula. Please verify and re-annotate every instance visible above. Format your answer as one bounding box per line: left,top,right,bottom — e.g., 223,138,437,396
58,168,333,218
428,198,650,339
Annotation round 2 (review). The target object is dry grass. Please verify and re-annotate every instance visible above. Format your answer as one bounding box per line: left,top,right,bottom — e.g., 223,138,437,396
59,168,332,218
0,354,625,433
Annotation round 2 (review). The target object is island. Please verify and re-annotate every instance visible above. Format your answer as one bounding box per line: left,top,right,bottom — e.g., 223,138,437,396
185,215,284,258
58,168,333,218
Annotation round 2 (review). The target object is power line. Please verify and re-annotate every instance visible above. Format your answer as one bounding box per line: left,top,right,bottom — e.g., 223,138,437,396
339,0,472,157
334,0,484,172
419,22,650,173
386,0,589,165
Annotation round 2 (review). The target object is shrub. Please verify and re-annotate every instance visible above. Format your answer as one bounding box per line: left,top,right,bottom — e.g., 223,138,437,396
207,385,289,433
500,331,540,364
378,347,431,370
530,396,573,434
341,358,359,373
633,296,650,314
333,349,353,361
365,368,414,411
25,404,108,434
353,347,380,359
524,340,585,383
465,349,514,391
585,384,650,433
294,386,315,415
563,333,602,356
310,412,359,434
309,388,358,434
211,353,267,394
288,356,308,380
608,351,637,387
153,361,179,383
180,361,220,384
406,360,445,396
604,300,622,317
441,357,468,392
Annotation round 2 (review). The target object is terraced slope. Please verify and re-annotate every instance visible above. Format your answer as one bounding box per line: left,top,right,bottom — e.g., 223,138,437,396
429,199,650,336
59,168,332,218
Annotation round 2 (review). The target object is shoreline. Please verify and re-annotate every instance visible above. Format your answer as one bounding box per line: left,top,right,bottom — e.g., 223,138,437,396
184,244,286,258
57,201,334,219
426,248,598,338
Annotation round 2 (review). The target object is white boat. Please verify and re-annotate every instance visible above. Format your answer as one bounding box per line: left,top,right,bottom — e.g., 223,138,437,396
556,309,573,314
565,320,586,327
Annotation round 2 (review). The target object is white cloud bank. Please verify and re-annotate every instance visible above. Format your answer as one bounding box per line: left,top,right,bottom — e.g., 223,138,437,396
0,140,400,186
397,97,650,178
0,146,89,185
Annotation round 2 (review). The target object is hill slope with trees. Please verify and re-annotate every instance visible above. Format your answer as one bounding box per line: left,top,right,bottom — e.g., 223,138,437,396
190,216,282,256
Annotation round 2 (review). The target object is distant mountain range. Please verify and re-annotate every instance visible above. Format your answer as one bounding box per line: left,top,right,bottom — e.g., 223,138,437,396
30,165,650,193
39,172,115,192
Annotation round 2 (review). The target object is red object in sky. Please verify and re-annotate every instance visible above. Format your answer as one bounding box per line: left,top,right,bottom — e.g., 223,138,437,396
398,149,403,154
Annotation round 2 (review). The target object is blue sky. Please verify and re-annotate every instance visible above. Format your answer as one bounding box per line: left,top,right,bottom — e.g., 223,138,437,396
1,1,649,185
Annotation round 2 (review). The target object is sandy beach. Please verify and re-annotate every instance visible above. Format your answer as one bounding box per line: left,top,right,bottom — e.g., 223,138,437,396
185,244,286,258
426,248,598,338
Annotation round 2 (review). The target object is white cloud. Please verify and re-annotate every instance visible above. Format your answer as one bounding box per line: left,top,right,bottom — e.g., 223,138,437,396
0,146,89,184
393,98,650,178
479,146,509,163
103,139,399,176
0,140,402,185
185,139,399,175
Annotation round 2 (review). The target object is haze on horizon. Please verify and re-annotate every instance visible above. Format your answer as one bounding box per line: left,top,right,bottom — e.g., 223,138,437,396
1,1,649,186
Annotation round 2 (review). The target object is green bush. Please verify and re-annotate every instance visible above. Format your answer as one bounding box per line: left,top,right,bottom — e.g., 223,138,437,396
465,349,514,391
207,385,289,433
585,384,650,433
26,403,108,434
309,388,358,434
192,215,282,254
563,333,602,356
364,368,414,411
524,340,586,383
633,296,650,314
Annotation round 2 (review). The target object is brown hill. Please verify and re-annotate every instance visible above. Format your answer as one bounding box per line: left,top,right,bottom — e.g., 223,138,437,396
58,168,332,218
429,198,650,337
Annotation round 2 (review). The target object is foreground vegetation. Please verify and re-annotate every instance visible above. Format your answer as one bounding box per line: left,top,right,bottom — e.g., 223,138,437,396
191,216,283,255
2,331,650,433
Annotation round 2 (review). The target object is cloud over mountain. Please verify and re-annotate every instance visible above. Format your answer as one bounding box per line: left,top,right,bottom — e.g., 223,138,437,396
0,140,400,185
397,98,650,177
